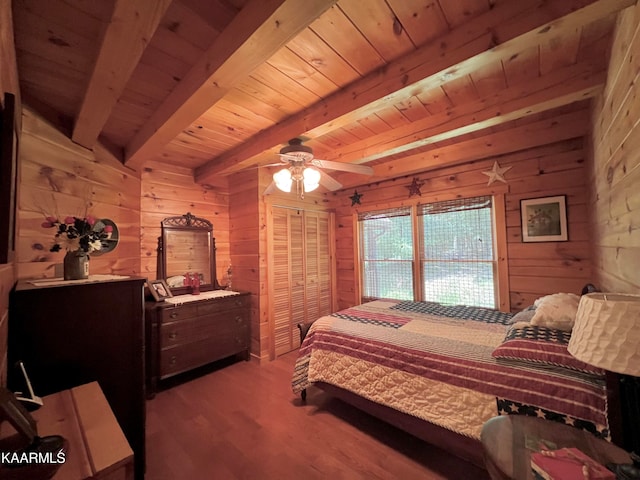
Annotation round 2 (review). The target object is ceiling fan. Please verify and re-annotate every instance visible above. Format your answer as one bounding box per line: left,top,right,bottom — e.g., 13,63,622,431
264,138,373,198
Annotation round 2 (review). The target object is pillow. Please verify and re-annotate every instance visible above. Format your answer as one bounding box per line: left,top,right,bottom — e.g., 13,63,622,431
166,275,185,288
530,293,580,331
492,324,604,375
507,307,536,325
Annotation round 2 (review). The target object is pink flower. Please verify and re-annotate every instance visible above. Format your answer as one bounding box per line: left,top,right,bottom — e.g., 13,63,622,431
45,216,57,223
64,216,75,224
85,216,95,226
41,221,55,228
104,225,113,233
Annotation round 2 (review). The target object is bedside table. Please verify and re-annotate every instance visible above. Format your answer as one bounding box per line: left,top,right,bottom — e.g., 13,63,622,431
481,415,631,480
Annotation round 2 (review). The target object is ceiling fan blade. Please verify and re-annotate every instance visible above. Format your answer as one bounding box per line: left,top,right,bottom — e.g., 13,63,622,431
263,162,288,167
319,172,343,191
310,159,373,175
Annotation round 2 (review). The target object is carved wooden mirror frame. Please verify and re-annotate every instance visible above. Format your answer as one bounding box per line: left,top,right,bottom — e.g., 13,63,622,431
156,212,221,295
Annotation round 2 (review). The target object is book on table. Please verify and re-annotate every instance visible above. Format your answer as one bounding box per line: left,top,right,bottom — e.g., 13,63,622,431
531,447,615,479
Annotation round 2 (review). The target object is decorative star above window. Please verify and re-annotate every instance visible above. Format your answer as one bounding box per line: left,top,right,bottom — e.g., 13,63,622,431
482,161,512,185
349,190,362,206
406,177,425,197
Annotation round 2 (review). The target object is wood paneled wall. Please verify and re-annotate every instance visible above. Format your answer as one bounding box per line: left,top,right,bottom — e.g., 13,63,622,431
329,118,592,312
140,161,230,283
589,3,640,293
17,107,141,279
229,169,264,359
0,0,20,390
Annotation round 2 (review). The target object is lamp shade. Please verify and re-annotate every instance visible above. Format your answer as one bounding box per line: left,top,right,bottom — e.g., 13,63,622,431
273,168,292,192
302,167,320,192
568,293,640,376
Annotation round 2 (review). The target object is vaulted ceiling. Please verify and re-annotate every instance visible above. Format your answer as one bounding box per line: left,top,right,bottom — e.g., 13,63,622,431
12,0,633,192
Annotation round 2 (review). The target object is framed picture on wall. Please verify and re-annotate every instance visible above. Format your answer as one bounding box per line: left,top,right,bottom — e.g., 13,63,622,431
520,195,568,242
0,92,18,264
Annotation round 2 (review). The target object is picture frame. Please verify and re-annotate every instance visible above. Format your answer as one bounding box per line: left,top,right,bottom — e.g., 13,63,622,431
147,279,173,302
0,92,18,264
520,195,568,242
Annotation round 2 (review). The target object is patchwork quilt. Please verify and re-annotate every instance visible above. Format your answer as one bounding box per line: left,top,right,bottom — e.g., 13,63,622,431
292,300,609,440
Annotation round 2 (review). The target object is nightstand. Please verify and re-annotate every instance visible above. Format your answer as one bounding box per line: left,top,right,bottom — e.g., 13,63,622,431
481,415,631,480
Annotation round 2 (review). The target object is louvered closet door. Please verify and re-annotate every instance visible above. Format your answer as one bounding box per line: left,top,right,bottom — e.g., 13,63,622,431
271,207,332,356
305,212,332,321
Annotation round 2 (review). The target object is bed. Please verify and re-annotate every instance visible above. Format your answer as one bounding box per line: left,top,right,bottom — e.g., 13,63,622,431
291,296,611,466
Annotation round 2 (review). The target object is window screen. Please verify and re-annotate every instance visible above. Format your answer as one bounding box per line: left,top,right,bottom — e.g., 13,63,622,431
418,196,496,308
359,207,413,301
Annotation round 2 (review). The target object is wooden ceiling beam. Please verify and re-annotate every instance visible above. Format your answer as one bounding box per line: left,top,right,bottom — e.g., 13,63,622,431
325,61,607,164
71,0,172,149
124,0,337,170
195,0,633,183
333,109,591,189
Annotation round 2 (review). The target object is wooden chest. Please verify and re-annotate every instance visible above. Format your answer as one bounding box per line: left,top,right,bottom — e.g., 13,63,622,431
0,382,133,480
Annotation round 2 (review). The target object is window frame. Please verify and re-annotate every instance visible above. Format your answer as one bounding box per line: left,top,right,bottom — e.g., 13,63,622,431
356,194,510,311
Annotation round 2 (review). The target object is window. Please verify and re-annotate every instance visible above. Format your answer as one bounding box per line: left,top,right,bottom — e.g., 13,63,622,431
359,207,413,301
359,196,499,308
418,196,495,308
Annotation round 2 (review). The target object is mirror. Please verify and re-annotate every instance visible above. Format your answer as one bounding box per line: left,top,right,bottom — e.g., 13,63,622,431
91,218,119,257
157,213,221,293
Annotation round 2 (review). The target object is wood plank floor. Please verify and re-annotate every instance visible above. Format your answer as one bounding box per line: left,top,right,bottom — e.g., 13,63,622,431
145,351,491,480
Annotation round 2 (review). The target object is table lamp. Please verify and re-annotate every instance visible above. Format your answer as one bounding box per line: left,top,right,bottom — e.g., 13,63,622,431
568,292,640,479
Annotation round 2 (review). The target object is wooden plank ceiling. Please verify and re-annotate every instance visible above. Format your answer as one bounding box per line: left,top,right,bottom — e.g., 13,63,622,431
12,0,633,191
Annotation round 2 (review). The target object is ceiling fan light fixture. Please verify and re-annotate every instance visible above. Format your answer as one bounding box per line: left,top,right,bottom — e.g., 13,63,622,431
303,167,321,192
273,168,292,192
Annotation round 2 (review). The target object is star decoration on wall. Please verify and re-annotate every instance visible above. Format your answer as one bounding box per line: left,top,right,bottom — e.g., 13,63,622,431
406,177,425,197
349,190,363,206
482,161,512,185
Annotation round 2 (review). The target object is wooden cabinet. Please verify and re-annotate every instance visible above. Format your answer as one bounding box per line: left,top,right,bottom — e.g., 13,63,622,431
8,276,146,480
146,292,251,393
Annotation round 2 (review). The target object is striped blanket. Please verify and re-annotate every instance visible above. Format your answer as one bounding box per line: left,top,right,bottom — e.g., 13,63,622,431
292,300,609,440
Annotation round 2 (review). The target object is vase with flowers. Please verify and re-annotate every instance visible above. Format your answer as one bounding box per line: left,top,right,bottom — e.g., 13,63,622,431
42,215,113,280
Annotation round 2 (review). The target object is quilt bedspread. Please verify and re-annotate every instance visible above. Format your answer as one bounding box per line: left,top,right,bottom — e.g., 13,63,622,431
291,300,609,440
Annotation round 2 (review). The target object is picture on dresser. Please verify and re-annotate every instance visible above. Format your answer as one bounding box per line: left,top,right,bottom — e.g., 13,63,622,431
147,279,173,302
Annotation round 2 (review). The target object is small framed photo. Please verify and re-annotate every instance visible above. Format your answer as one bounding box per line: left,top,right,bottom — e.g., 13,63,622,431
147,279,173,302
520,195,568,242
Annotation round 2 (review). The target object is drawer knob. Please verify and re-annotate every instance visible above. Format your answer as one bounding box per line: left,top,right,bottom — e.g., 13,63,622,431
169,356,177,365
235,300,243,306
235,316,242,323
170,312,178,319
169,332,177,340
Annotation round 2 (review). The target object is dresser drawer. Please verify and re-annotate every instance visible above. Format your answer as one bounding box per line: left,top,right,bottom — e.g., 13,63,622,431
159,304,198,323
197,295,247,316
160,309,248,348
160,329,249,378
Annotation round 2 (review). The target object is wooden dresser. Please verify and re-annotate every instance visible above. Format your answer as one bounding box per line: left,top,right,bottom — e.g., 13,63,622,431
145,291,251,393
8,276,146,480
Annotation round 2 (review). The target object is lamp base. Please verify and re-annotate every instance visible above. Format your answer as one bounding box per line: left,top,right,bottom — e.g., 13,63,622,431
607,452,640,480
